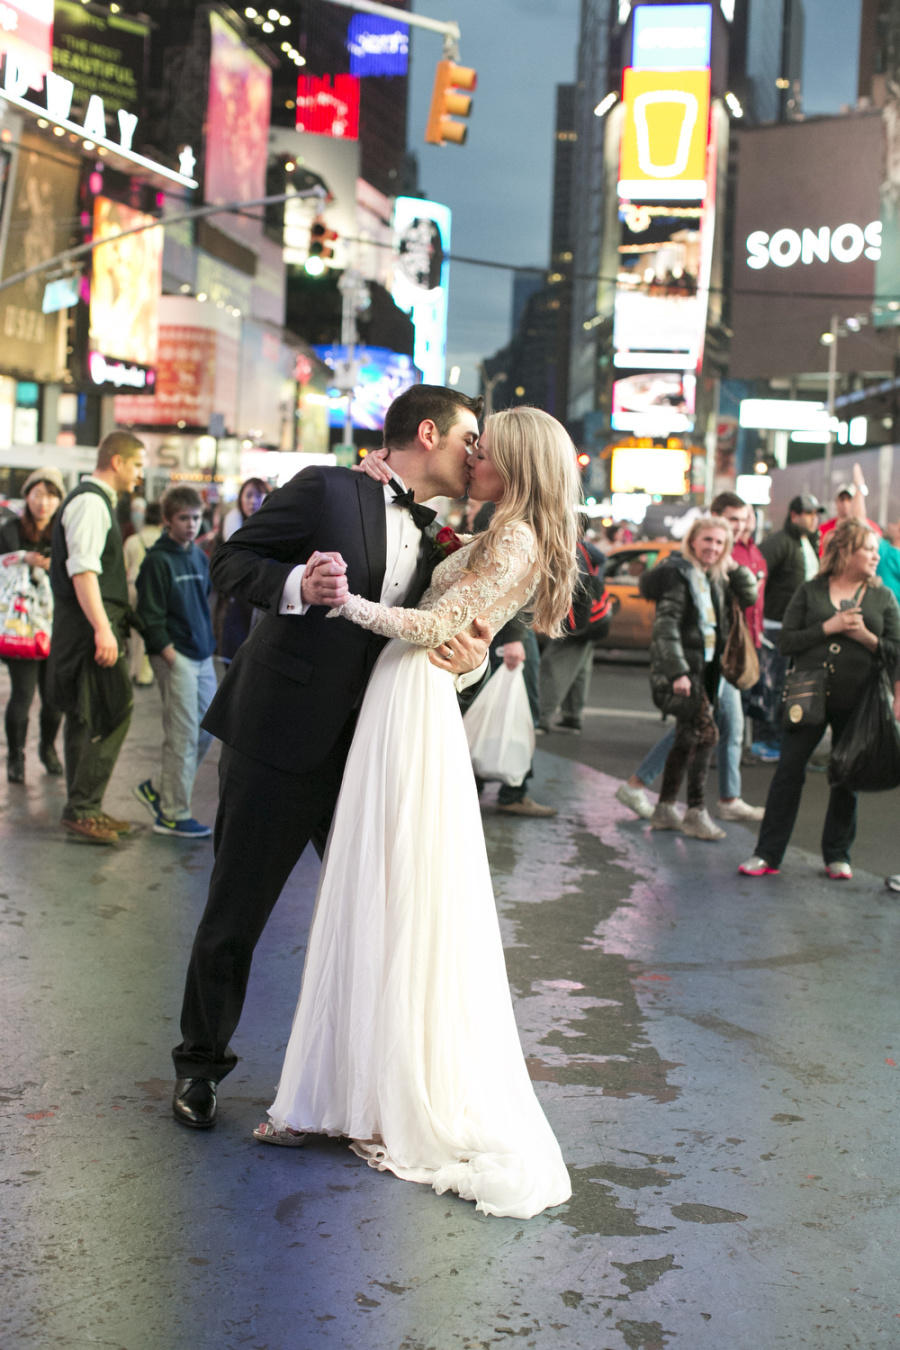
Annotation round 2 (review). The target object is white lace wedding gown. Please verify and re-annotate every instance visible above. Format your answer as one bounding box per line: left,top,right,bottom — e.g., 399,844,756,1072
267,522,571,1219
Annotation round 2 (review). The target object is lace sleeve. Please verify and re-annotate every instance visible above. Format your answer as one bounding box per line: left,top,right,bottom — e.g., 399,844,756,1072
329,523,537,647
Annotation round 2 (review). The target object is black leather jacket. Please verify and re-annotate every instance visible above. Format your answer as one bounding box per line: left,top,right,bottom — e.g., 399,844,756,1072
645,553,757,705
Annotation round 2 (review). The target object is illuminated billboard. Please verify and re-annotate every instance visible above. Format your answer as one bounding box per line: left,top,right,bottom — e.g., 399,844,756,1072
347,13,409,77
610,445,692,495
90,196,162,371
296,74,360,140
730,115,893,378
0,1,53,82
391,197,451,385
612,206,706,369
51,1,148,119
205,13,272,207
619,67,710,201
0,134,80,383
631,4,712,70
612,372,696,434
313,345,420,430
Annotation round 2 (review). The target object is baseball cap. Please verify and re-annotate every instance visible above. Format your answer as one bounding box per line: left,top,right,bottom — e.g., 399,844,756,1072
21,466,65,499
789,493,825,514
835,482,857,499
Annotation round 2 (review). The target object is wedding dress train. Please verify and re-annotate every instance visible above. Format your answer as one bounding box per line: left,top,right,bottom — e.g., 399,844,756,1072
267,525,571,1219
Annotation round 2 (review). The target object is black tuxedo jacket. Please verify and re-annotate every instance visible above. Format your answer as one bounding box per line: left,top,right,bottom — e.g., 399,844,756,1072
203,466,435,774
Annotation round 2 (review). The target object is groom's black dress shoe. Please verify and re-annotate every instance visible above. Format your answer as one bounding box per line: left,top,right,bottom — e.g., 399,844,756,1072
173,1077,217,1128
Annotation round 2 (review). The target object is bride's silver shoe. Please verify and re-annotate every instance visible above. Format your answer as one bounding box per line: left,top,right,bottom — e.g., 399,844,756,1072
253,1121,308,1147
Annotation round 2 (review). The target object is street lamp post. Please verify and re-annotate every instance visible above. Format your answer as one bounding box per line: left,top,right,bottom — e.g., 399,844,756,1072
823,312,840,498
478,364,506,417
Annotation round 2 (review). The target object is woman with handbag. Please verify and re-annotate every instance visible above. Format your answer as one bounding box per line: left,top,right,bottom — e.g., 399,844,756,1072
739,519,900,880
646,515,757,841
0,467,65,782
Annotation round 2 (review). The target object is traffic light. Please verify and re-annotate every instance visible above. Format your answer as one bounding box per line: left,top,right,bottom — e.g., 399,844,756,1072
306,218,338,275
425,59,476,146
576,451,591,472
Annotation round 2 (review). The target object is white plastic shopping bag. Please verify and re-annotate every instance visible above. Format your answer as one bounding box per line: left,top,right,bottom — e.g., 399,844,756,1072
463,662,535,787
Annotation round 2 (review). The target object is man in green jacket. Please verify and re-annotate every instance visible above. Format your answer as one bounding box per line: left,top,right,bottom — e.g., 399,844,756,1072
134,486,217,839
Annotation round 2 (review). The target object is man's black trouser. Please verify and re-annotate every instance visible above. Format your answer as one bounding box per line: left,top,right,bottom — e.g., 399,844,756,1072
172,721,355,1082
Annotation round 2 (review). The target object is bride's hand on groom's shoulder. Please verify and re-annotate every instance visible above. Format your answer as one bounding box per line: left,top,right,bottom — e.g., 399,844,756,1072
353,449,392,483
428,617,491,676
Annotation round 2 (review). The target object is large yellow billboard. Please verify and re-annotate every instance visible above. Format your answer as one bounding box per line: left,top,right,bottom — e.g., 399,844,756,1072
619,68,710,202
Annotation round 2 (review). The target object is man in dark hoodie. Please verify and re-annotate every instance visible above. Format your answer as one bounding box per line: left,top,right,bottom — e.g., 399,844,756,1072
134,485,217,838
751,493,824,760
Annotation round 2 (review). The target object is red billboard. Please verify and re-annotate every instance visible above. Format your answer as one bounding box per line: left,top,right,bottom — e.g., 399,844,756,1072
296,74,360,140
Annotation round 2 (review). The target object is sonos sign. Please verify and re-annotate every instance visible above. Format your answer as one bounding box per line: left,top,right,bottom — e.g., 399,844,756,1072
745,221,882,270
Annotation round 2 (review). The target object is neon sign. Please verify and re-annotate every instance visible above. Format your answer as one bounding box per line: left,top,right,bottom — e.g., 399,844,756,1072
745,221,882,270
0,56,197,187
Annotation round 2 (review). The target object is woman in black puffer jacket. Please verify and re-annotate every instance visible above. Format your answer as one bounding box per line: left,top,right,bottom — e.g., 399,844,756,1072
644,515,757,840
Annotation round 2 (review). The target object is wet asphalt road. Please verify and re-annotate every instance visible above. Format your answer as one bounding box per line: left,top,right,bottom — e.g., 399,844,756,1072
2,663,899,1350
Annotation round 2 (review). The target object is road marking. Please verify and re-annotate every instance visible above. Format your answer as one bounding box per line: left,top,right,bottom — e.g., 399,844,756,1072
584,707,662,721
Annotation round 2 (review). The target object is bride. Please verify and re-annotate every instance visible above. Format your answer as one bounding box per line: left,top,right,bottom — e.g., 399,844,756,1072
255,406,578,1219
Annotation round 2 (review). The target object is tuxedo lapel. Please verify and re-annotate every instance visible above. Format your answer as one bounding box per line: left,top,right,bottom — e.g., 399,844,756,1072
355,476,387,601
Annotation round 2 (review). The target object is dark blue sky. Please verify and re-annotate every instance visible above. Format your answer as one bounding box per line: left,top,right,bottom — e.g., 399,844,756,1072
408,0,865,395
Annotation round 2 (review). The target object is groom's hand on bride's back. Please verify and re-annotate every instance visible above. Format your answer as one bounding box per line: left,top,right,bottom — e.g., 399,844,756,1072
427,617,491,676
301,551,349,607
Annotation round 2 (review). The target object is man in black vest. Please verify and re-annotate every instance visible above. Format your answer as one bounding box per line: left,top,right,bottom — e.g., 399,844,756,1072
49,430,146,845
172,384,489,1129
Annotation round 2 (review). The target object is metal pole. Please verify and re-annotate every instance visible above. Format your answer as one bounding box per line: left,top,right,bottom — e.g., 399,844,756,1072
0,189,327,296
824,311,839,500
320,0,460,42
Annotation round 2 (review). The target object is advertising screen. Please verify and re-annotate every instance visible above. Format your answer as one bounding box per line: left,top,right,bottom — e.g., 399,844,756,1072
205,12,272,208
610,445,692,495
631,3,712,70
296,74,360,140
0,134,79,383
347,13,409,77
730,115,894,377
391,197,451,385
90,196,162,368
612,205,705,369
612,372,696,434
313,344,420,430
51,1,149,119
619,67,710,201
1,1,53,81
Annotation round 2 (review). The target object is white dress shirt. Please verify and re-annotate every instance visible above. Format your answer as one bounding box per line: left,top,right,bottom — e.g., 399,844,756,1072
279,477,423,615
62,476,118,576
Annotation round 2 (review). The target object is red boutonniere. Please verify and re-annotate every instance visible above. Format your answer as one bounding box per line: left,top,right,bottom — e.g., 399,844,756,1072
434,526,462,558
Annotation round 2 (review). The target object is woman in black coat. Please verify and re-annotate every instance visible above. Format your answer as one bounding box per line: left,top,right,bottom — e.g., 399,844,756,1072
0,467,65,782
739,518,900,880
646,515,757,840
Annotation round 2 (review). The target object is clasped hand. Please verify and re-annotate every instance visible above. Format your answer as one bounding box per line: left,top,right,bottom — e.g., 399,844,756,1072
302,551,349,608
824,606,876,648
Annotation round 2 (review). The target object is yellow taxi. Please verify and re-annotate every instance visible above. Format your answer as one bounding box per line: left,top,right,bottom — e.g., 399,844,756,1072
594,538,681,651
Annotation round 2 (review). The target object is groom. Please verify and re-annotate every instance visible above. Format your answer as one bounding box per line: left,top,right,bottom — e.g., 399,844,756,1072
172,384,487,1128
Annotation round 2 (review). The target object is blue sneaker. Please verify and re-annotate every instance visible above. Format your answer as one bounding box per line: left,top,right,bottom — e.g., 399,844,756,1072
133,779,161,819
152,815,212,839
750,741,780,763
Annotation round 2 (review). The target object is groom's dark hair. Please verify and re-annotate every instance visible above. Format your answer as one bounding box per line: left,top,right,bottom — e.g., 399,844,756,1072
383,385,483,447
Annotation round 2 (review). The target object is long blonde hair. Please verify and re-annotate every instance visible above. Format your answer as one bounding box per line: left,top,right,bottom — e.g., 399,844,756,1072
681,514,733,582
467,406,580,636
